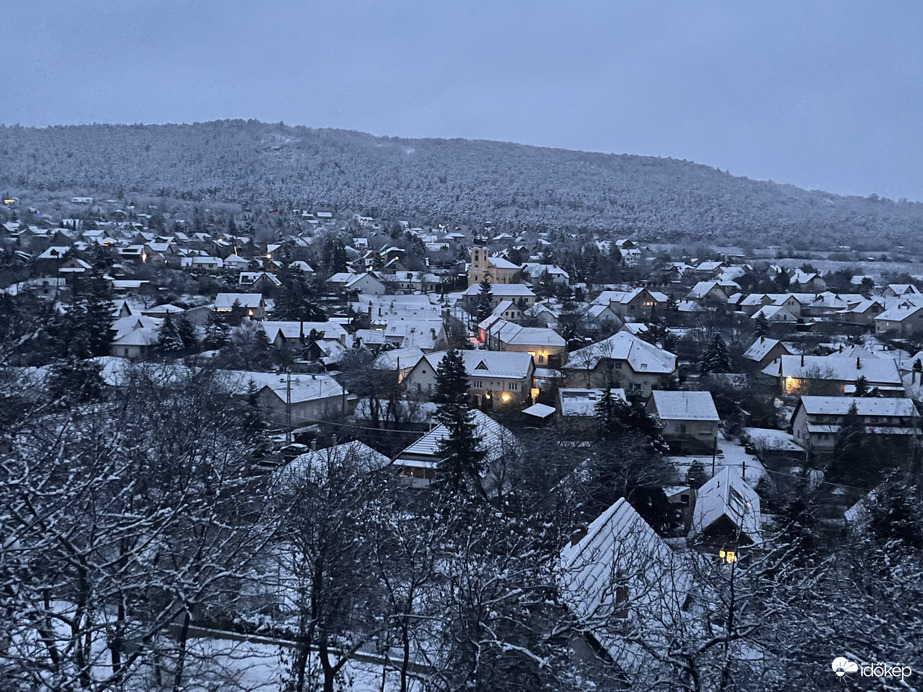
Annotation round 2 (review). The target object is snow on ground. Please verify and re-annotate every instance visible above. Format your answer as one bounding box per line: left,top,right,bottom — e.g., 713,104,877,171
666,434,766,487
157,636,404,692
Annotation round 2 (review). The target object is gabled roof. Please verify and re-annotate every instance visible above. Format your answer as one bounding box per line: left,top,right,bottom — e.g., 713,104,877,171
794,395,919,418
742,337,789,362
649,390,719,422
214,293,264,310
273,441,390,486
691,468,761,542
762,355,901,386
394,409,523,467
566,332,676,375
419,350,533,380
261,320,346,343
875,303,923,323
559,498,689,673
462,283,535,298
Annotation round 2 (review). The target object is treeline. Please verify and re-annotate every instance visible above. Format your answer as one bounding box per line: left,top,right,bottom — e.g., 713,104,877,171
1,121,923,248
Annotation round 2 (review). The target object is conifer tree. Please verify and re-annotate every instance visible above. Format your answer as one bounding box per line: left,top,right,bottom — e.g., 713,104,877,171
203,310,230,349
433,349,484,495
753,312,770,338
157,313,184,355
176,315,199,354
700,332,731,374
474,279,494,325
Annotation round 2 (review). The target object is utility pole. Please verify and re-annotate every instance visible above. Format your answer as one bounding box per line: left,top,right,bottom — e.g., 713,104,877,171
285,368,292,445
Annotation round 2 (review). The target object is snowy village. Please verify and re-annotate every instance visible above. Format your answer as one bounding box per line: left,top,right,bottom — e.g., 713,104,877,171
0,187,921,690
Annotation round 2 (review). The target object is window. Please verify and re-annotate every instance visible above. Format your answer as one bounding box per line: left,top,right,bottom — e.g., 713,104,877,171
538,354,545,363
614,362,623,370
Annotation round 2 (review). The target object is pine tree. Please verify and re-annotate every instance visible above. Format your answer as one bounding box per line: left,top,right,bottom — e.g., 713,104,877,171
157,313,184,355
753,313,770,338
203,310,230,349
827,402,877,487
176,315,199,354
433,349,484,495
853,375,869,397
686,460,707,489
475,279,494,325
700,333,731,374
46,357,105,406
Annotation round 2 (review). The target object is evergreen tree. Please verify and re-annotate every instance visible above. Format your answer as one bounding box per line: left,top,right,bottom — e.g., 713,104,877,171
774,469,818,560
867,476,923,550
157,313,184,355
853,375,869,397
176,315,199,354
685,460,707,489
826,402,878,487
433,349,484,495
46,357,105,406
474,279,494,325
753,312,770,338
700,332,732,374
203,310,230,350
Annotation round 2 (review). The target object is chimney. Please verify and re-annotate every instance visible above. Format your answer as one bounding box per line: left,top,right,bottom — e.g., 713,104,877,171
839,344,843,353
311,438,317,451
569,526,588,547
857,356,861,370
800,353,804,367
332,434,338,447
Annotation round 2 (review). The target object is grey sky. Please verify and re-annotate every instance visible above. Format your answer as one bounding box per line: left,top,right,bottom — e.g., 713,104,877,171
3,1,922,200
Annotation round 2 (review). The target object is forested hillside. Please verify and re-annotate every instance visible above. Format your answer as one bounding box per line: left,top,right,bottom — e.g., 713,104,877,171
1,119,921,248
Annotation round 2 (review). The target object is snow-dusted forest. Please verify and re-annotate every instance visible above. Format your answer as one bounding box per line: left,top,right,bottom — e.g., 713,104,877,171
1,120,922,249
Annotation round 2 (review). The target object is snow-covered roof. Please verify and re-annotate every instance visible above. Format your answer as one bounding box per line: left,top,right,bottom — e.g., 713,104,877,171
214,293,263,310
244,372,344,404
762,355,901,386
875,303,923,323
566,332,677,375
558,387,626,417
796,395,919,418
742,337,786,362
649,390,719,422
462,283,535,298
420,350,533,380
522,402,556,419
691,468,761,542
741,427,801,453
559,498,689,674
484,320,566,348
261,320,346,343
394,409,523,467
273,441,390,486
751,305,797,322
372,347,425,371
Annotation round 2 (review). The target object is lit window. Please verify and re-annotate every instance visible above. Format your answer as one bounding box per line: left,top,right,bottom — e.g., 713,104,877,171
718,550,737,564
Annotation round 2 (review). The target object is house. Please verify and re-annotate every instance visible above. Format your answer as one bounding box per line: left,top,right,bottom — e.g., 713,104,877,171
646,390,719,455
836,298,886,327
521,263,570,287
239,271,282,291
243,371,348,427
109,315,161,359
751,304,798,324
791,396,920,455
742,337,793,371
404,350,535,409
273,441,390,483
874,303,923,337
461,283,536,311
789,269,826,293
882,284,921,298
214,293,266,320
584,303,623,333
467,246,523,286
686,281,729,306
690,468,761,562
558,498,689,680
763,355,903,396
563,332,677,396
392,409,523,488
479,318,567,368
345,272,387,295
35,246,72,273
592,288,662,322
261,320,348,350
490,299,523,322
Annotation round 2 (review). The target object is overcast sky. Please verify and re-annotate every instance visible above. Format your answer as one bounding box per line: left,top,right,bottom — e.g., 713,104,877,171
3,1,921,200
